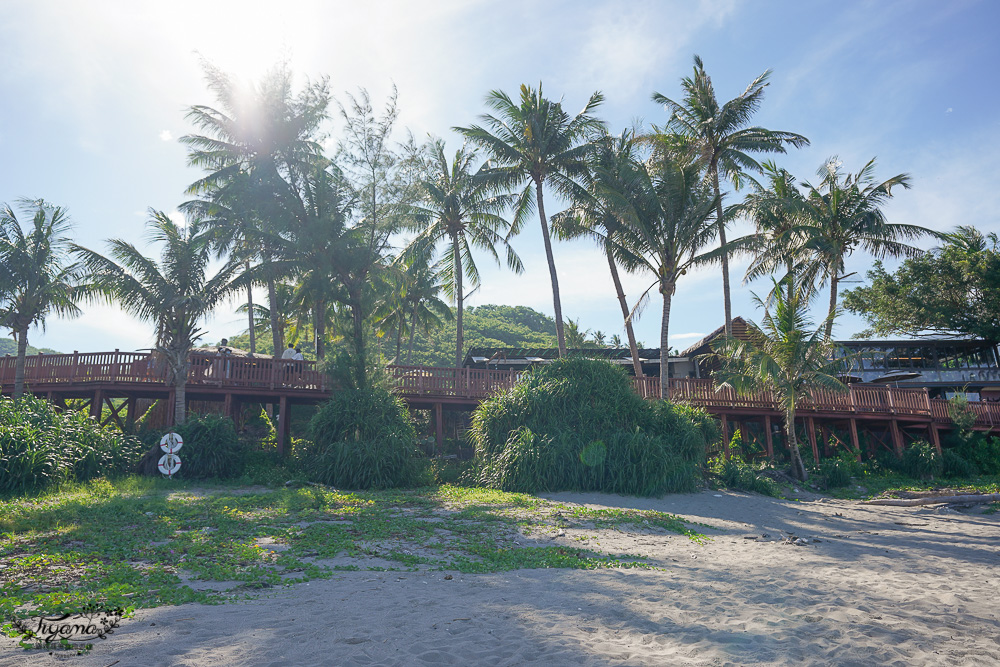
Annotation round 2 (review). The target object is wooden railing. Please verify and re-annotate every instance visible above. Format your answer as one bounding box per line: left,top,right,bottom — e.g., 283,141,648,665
0,350,326,392
2,352,1000,428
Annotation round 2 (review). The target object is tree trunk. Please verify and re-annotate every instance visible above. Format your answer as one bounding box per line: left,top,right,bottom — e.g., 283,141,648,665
395,317,403,364
267,274,282,358
315,302,326,361
785,407,808,481
606,241,643,377
825,272,839,341
660,285,673,400
535,180,567,357
406,303,418,365
454,232,464,370
246,260,256,356
13,326,28,399
711,166,733,337
174,375,187,425
349,292,366,389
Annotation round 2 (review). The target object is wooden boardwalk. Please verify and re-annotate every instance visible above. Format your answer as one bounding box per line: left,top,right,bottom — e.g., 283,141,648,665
3,353,998,458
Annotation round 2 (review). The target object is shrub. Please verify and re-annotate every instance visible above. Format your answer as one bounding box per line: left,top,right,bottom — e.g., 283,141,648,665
901,440,943,480
820,459,853,489
710,456,780,496
942,449,978,478
956,435,1000,476
0,395,144,494
468,358,710,496
307,386,422,489
175,414,245,479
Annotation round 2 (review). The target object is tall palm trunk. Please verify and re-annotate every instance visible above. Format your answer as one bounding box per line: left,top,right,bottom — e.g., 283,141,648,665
395,318,404,364
659,284,673,400
453,232,464,369
13,326,29,399
245,260,256,356
315,302,326,360
711,166,733,337
168,352,190,425
348,290,366,388
605,242,643,377
535,181,567,357
267,275,282,357
824,273,839,341
406,302,418,365
785,406,808,480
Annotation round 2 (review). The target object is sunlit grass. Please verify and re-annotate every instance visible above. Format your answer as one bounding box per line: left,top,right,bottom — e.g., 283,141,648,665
0,478,711,627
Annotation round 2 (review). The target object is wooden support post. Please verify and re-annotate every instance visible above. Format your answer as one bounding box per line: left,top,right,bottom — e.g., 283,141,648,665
806,417,819,462
223,393,232,420
929,423,942,455
277,395,289,456
849,418,862,461
821,426,831,457
721,414,730,459
90,389,103,421
764,415,774,459
890,419,904,457
435,402,444,449
125,397,136,431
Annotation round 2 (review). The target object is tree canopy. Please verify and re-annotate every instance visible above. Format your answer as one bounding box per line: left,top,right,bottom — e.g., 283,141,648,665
843,226,1000,342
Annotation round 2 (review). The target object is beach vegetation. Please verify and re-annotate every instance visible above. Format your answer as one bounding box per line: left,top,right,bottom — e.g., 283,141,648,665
469,358,710,495
306,385,424,489
710,275,848,481
0,395,143,494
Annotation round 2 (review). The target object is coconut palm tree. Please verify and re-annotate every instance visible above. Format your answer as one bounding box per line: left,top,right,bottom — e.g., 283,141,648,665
181,62,329,358
456,83,605,357
0,200,85,399
398,257,453,364
607,151,719,398
75,211,246,425
552,130,645,376
652,55,809,336
798,157,935,339
710,276,848,481
724,161,811,303
403,140,522,368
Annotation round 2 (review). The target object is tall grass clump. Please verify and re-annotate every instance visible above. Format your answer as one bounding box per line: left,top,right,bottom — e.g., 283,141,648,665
469,358,712,496
0,395,144,494
307,386,423,489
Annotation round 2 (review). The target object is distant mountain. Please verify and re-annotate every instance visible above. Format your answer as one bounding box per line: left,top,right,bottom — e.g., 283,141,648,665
0,338,61,356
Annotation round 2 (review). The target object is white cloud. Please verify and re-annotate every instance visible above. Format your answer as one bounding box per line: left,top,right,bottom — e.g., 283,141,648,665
159,129,173,141
945,107,953,113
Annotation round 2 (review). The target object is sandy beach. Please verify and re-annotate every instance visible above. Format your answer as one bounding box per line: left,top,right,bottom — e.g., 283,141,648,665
3,489,998,666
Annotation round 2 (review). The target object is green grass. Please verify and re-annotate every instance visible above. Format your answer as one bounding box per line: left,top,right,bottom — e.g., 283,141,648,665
0,477,711,628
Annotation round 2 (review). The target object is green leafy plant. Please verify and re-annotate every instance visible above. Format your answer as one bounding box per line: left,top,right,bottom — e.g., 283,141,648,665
710,456,780,497
307,386,423,489
901,440,942,480
468,358,710,496
173,414,245,479
0,395,143,494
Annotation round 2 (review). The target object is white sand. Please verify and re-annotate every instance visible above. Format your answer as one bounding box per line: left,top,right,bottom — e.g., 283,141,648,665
4,490,999,666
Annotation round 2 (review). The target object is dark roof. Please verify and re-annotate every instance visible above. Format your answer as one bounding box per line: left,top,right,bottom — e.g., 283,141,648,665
679,317,749,357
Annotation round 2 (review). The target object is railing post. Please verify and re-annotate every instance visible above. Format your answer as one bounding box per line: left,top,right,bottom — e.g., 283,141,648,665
71,351,79,382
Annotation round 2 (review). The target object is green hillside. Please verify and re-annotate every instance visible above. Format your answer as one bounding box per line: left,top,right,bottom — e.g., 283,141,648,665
0,338,60,356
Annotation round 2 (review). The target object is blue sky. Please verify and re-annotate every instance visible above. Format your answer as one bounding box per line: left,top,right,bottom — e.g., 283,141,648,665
1,0,998,355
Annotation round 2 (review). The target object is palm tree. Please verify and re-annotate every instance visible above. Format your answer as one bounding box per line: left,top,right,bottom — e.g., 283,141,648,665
798,157,935,339
727,161,811,303
652,55,809,336
608,151,719,398
181,62,329,358
711,277,848,481
404,140,522,368
456,83,605,357
75,211,245,425
398,258,453,364
553,130,646,376
0,200,85,399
